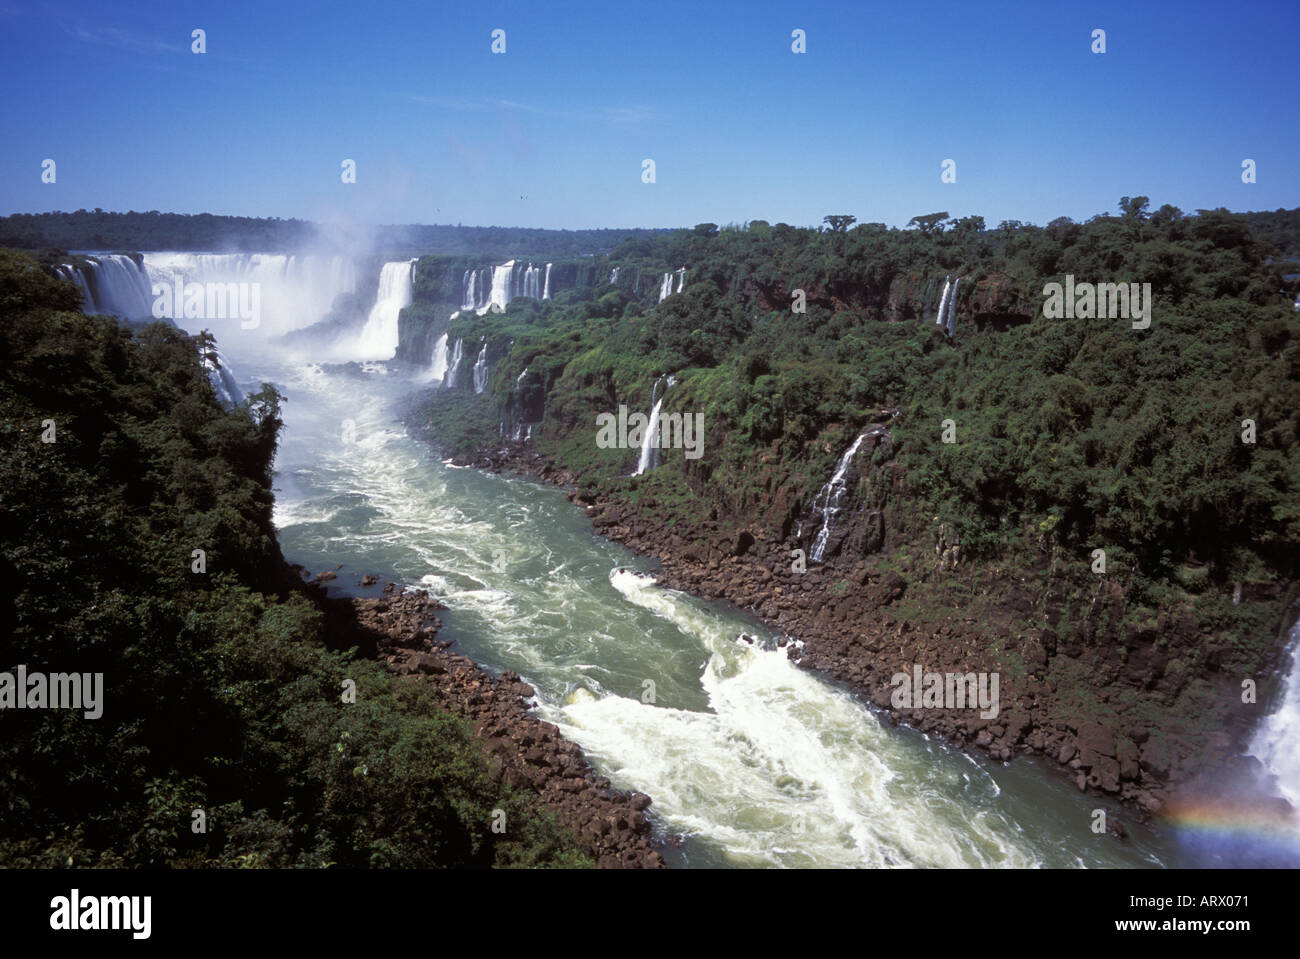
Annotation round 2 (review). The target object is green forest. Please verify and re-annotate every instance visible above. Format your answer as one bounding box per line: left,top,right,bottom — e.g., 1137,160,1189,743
412,200,1299,636
0,210,669,260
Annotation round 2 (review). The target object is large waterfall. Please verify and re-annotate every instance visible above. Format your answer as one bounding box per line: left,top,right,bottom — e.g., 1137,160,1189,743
143,252,357,335
60,255,247,408
472,341,489,394
59,255,154,319
634,375,673,475
808,427,890,563
461,260,551,315
353,260,416,361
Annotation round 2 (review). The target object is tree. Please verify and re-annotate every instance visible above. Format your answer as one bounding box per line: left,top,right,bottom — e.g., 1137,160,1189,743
949,215,986,234
907,212,950,235
1119,196,1151,220
823,215,857,233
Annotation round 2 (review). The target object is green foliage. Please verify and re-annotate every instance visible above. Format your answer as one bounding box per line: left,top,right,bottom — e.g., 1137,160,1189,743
421,203,1298,593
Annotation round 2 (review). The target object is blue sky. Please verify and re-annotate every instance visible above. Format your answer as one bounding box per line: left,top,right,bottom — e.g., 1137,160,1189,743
0,0,1296,229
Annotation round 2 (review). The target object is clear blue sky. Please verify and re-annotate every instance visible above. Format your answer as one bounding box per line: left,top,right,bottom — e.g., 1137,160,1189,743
1,0,1295,229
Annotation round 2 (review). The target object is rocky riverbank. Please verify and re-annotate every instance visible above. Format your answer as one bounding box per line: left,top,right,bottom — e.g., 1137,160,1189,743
416,436,1295,833
303,575,666,868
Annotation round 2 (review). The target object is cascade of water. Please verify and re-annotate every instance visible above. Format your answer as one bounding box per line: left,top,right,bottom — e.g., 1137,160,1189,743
543,263,552,300
462,270,476,311
676,267,686,293
472,341,490,393
946,278,960,335
659,273,673,302
429,332,449,381
1250,616,1300,809
74,255,155,319
807,428,889,563
935,275,952,326
201,346,246,409
142,252,357,334
481,261,514,314
443,338,465,389
634,376,672,475
56,264,95,312
610,267,619,284
354,259,415,361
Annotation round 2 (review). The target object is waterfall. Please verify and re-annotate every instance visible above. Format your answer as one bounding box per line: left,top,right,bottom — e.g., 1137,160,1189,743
201,345,245,409
354,259,415,361
61,255,154,319
808,429,889,563
935,275,952,326
658,269,686,302
1250,617,1300,809
518,262,544,299
142,252,357,334
634,375,674,475
543,263,551,300
443,338,465,389
946,278,960,335
56,264,95,312
462,270,477,311
429,332,449,382
472,341,489,394
460,260,535,315
610,267,619,284
483,260,514,314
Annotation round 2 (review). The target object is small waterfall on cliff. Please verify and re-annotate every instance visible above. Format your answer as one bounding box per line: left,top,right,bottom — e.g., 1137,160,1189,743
462,270,478,311
1250,616,1300,809
634,375,673,475
946,278,960,335
429,332,450,382
808,429,889,563
354,260,415,361
472,341,490,394
543,263,552,299
443,338,465,389
935,275,952,326
609,267,619,284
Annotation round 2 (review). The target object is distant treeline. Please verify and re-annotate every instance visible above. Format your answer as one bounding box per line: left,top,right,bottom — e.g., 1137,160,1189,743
0,210,673,258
